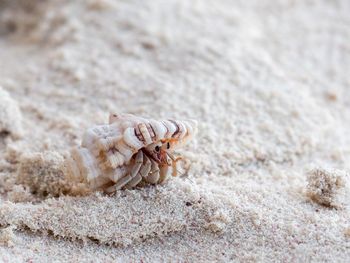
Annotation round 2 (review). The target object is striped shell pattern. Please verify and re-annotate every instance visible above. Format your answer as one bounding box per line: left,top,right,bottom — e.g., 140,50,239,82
67,113,197,191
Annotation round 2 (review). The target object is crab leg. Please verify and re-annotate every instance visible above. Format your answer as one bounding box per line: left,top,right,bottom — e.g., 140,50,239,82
144,159,160,184
139,155,152,178
166,153,184,177
124,173,142,189
158,165,169,183
105,151,143,192
125,153,152,189
108,166,128,183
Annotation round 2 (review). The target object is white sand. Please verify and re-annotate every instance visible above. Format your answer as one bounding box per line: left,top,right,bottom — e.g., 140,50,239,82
1,0,350,262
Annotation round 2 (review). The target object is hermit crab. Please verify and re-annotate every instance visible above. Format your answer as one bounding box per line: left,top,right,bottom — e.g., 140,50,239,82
65,113,197,193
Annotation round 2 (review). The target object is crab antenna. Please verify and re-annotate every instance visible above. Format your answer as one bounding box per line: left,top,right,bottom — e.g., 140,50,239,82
166,152,175,161
166,152,183,163
186,176,195,184
176,169,185,176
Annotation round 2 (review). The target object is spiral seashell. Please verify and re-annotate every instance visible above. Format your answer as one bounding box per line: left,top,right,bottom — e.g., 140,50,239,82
66,113,197,192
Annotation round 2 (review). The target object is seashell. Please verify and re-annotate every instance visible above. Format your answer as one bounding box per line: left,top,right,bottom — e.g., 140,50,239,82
66,113,197,193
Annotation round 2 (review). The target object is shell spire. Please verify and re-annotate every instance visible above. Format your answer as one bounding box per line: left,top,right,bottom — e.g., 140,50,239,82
66,113,197,191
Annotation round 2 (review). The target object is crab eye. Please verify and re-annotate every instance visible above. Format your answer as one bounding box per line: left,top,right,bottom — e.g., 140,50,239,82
167,142,170,149
155,145,160,152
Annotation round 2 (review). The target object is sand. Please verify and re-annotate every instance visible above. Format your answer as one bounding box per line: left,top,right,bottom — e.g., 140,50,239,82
0,0,350,262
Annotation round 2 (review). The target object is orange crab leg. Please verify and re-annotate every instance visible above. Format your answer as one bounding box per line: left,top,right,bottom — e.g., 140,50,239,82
171,156,184,177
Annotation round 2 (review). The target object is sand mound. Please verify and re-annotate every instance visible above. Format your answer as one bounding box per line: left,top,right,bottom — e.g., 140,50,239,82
0,225,17,247
0,180,228,246
16,151,89,197
306,168,349,208
0,87,22,139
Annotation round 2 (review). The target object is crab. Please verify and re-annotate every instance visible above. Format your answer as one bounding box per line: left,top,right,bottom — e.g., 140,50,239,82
66,113,197,193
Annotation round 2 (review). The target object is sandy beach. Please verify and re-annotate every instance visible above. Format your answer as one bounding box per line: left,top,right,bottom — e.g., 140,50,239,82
1,0,350,262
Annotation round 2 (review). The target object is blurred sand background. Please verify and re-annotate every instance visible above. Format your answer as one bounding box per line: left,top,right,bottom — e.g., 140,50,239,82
0,0,350,262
